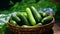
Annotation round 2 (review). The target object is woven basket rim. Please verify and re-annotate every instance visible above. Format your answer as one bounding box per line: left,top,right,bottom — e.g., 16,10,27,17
8,17,55,28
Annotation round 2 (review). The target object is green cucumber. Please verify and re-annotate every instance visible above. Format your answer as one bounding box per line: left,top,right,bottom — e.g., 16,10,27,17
11,14,21,23
21,25,29,28
17,13,30,26
17,12,27,18
26,8,36,26
35,23,42,26
10,20,17,26
30,6,42,23
41,12,47,18
41,16,53,25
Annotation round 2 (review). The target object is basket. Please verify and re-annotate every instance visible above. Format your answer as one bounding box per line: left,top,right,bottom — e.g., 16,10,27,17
8,18,55,34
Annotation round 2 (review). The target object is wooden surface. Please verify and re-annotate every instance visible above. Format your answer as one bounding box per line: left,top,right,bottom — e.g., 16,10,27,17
53,24,60,34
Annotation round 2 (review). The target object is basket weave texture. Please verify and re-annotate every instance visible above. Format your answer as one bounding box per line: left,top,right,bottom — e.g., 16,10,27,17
8,18,55,34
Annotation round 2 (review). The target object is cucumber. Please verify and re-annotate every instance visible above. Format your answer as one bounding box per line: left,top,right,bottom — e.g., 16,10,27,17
42,13,47,17
11,14,21,24
30,6,42,23
41,12,47,18
17,12,27,18
26,8,36,26
41,16,53,25
17,13,30,26
21,25,29,28
35,23,42,26
10,19,17,26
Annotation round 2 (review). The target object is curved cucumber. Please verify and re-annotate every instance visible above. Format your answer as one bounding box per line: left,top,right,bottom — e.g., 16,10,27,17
41,16,53,25
40,12,47,18
17,13,30,26
42,13,47,17
26,8,36,26
10,19,17,26
17,12,27,18
30,6,42,23
35,23,42,26
11,14,21,23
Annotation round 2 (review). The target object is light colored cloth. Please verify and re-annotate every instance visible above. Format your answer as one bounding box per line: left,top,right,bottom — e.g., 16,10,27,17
39,8,55,16
0,14,10,34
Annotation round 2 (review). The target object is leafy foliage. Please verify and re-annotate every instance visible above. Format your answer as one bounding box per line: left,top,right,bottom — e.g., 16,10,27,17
0,0,56,14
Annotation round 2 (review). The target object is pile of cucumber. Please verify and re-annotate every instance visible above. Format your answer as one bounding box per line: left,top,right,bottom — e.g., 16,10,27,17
10,6,54,27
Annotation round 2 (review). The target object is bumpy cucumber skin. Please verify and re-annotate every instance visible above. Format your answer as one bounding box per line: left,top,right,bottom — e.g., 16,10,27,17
11,14,21,26
17,13,30,26
41,16,53,25
31,6,42,23
11,14,21,22
26,8,36,26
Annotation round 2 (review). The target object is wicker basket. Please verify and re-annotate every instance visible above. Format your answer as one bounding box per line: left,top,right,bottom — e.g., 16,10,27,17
8,18,55,34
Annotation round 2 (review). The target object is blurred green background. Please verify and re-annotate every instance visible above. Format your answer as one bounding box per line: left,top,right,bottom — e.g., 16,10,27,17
0,0,60,20
0,0,56,13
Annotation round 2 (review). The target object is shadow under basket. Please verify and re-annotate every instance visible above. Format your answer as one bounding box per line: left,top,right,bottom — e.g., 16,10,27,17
8,18,55,34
